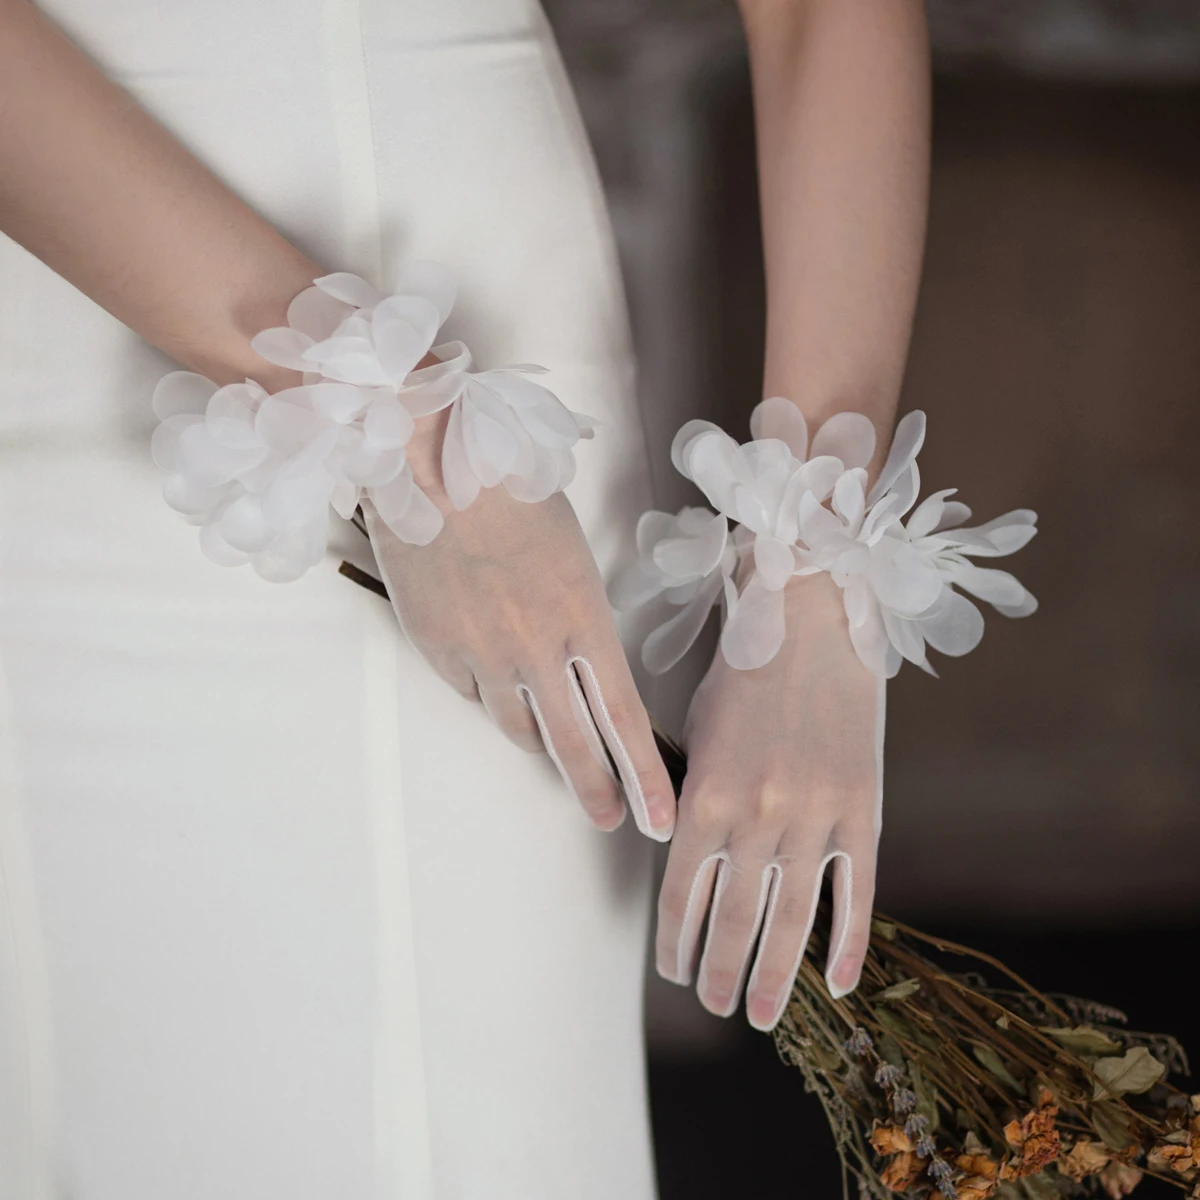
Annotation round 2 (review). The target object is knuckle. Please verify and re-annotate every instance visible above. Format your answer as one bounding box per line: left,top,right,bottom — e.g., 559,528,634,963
684,789,728,834
746,778,790,824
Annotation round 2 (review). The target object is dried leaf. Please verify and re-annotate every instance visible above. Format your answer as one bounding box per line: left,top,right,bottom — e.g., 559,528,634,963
973,1044,1024,1093
996,1013,1010,1031
1038,1025,1122,1056
910,1059,941,1133
1017,1170,1059,1200
1098,1161,1142,1199
870,918,897,941
877,1032,906,1070
871,978,922,1004
1092,1047,1165,1100
1090,1102,1138,1153
875,1009,920,1048
1058,1138,1110,1181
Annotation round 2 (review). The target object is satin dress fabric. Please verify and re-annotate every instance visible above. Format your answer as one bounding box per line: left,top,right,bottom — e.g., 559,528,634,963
0,2,660,1197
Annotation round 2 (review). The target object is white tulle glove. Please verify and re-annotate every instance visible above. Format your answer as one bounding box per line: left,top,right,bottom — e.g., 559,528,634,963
149,262,673,836
365,415,677,840
658,570,883,1029
613,397,1038,1024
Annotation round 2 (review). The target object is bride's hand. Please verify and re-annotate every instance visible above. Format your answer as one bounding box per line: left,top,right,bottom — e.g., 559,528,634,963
363,411,676,841
656,571,884,1028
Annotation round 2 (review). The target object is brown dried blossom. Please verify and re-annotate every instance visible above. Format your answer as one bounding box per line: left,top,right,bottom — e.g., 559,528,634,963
955,1149,1002,1200
1000,1088,1062,1179
1099,1160,1144,1199
1147,1135,1200,1182
1058,1138,1111,1181
871,1124,915,1156
880,1151,925,1191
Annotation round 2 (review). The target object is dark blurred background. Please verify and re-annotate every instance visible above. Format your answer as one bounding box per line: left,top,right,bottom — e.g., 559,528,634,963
543,2,1200,1196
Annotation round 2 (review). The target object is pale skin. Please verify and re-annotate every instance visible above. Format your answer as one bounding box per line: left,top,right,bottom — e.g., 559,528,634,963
659,0,930,1028
1,0,929,1027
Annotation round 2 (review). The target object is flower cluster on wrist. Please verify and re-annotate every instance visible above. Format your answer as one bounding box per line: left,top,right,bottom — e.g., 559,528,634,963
150,263,594,582
611,397,1037,678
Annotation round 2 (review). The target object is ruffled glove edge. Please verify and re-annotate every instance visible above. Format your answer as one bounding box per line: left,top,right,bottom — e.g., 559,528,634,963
610,397,1038,680
149,262,594,582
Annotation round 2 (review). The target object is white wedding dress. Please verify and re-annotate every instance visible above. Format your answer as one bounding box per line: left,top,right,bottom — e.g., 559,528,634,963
0,2,660,1197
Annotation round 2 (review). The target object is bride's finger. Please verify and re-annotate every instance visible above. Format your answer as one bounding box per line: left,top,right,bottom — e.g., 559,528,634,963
570,647,676,841
695,855,774,1017
743,844,829,1032
518,674,626,832
656,851,721,987
824,828,877,1000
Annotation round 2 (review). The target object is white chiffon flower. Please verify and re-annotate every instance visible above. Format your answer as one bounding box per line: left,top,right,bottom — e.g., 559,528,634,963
670,396,881,668
152,368,442,583
609,506,736,674
794,412,1038,677
399,341,596,510
616,397,1038,677
250,262,456,388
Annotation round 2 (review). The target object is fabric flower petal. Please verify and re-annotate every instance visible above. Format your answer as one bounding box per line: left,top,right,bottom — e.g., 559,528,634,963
753,533,795,591
153,371,218,420
313,272,381,309
652,511,728,580
866,409,926,506
250,326,315,372
919,590,984,658
643,572,724,675
286,286,354,340
720,577,787,671
749,395,808,460
811,411,876,470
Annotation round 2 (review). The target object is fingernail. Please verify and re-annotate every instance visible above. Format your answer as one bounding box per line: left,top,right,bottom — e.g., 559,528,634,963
747,992,781,1030
593,805,626,833
701,989,733,1017
827,957,861,1000
647,797,675,838
655,957,681,985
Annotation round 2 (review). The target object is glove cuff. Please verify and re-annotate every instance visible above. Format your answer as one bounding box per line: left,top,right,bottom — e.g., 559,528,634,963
150,262,594,582
610,397,1038,678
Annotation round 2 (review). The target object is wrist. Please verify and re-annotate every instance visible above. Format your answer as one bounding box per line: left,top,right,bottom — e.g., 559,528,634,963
178,258,324,392
405,400,451,499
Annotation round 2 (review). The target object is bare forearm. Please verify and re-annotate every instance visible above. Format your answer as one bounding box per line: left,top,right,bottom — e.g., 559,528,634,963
739,0,930,460
0,0,318,388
